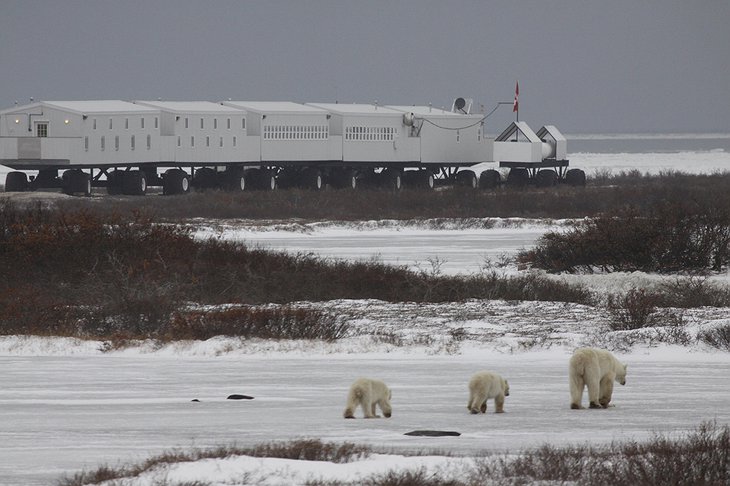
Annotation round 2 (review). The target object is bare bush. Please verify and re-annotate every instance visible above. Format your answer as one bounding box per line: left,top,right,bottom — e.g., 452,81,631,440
698,324,730,351
165,306,350,342
606,288,661,330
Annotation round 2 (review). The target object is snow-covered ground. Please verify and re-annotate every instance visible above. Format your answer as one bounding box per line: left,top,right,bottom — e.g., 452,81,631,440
2,219,730,484
2,140,730,484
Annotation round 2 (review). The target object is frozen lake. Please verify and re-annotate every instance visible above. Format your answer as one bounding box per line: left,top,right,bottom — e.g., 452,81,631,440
195,221,559,275
2,350,729,485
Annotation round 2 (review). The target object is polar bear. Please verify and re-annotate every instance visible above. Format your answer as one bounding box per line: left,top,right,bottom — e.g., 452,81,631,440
343,378,392,419
467,371,509,414
569,347,627,409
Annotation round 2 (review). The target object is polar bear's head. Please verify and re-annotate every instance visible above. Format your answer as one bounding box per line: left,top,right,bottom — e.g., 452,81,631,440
616,363,628,385
503,379,510,397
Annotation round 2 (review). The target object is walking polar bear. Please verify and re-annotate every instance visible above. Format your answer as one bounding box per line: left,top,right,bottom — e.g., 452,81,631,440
343,378,392,419
569,347,627,409
467,371,509,414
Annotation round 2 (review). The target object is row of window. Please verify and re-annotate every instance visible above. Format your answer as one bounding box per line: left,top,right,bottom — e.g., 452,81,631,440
178,136,238,148
90,117,247,131
345,126,396,142
85,135,153,152
84,135,244,151
92,117,159,130
262,125,328,140
183,117,246,130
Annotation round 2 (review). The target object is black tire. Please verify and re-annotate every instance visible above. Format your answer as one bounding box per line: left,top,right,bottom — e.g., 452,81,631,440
302,168,323,190
535,169,558,188
566,168,587,187
479,169,501,189
404,170,434,190
62,169,91,196
121,170,147,196
455,170,478,189
246,168,277,190
221,169,246,192
106,170,123,195
163,169,190,195
330,169,357,190
193,167,219,190
507,168,529,187
382,168,402,191
5,171,28,192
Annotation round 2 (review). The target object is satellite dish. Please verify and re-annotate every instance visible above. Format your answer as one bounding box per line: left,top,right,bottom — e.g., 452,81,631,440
403,112,415,126
454,97,466,112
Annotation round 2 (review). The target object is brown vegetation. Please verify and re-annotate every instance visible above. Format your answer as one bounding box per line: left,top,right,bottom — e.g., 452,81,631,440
0,201,591,342
59,421,730,486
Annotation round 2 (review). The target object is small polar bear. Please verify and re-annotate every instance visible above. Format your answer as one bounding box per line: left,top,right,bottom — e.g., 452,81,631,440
569,347,627,410
467,371,510,414
343,378,392,419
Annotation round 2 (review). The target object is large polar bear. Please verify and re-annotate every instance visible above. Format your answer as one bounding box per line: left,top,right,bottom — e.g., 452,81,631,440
467,371,509,414
569,347,627,409
343,378,392,419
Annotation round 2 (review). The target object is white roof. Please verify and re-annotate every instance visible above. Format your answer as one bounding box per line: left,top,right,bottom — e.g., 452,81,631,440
134,101,242,114
387,105,482,118
223,101,328,115
307,103,403,116
0,100,158,115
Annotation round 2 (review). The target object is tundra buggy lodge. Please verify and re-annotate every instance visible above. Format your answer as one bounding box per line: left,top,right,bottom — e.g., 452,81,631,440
0,98,583,196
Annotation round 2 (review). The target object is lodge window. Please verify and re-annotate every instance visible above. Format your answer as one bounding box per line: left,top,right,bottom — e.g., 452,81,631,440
131,135,135,150
154,117,158,129
214,118,218,129
147,135,152,150
101,136,105,151
191,136,195,147
125,118,129,129
141,117,145,129
109,119,113,130
84,136,89,151
227,118,231,129
36,123,48,137
115,136,119,151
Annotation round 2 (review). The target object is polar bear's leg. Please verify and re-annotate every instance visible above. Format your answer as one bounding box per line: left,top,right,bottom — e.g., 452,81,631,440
569,368,585,409
585,366,602,409
344,387,361,419
378,398,392,418
473,387,488,414
599,375,614,408
495,393,505,413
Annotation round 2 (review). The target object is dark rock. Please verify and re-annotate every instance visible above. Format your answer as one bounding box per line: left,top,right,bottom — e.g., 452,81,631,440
191,399,200,402
227,394,255,400
404,430,461,437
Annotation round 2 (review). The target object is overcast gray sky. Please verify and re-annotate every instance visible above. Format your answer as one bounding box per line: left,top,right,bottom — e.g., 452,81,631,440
1,0,728,133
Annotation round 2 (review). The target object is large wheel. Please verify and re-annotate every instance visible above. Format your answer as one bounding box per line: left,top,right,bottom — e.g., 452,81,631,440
121,170,147,196
507,168,529,187
106,170,123,195
455,170,478,189
193,167,219,190
382,168,402,191
479,169,501,189
221,168,246,192
163,169,190,195
566,168,587,187
535,169,558,188
62,169,91,196
246,168,277,190
403,170,434,190
302,168,323,191
330,169,357,190
5,171,28,192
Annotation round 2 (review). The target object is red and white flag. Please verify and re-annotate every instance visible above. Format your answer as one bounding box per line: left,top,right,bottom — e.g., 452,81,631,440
513,81,519,112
